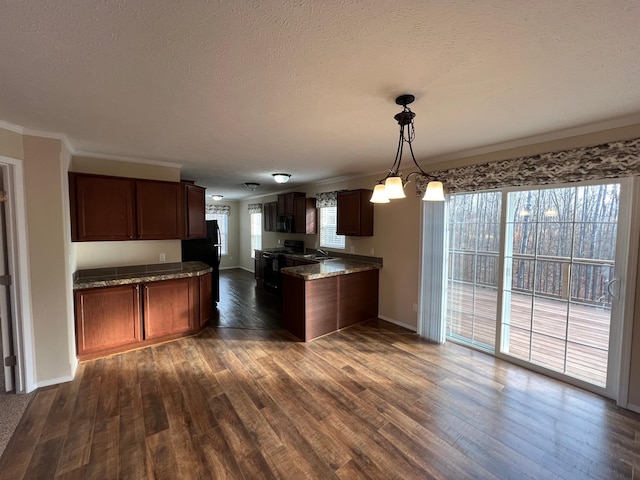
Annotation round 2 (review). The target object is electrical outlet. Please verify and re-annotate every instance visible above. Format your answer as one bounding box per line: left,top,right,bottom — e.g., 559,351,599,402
350,246,355,253
370,248,375,255
159,253,166,262
412,303,418,312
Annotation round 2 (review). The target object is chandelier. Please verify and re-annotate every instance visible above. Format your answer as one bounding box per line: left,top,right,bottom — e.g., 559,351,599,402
370,94,444,203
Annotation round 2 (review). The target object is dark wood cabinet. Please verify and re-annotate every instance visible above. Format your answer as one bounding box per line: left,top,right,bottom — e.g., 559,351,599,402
293,197,317,234
182,182,206,239
255,254,264,284
337,189,374,236
135,179,183,240
337,269,379,329
277,192,305,215
74,272,211,360
70,173,192,241
264,202,277,232
71,173,136,241
199,273,213,327
282,268,379,342
143,278,194,339
75,284,141,356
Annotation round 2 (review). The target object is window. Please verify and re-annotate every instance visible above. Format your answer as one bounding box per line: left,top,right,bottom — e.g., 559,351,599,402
250,213,262,259
206,213,228,255
319,206,345,249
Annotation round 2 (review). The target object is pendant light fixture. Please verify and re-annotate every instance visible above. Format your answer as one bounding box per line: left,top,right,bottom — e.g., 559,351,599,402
370,94,445,203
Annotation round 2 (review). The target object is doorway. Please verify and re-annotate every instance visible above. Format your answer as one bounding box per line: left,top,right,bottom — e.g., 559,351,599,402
0,166,14,392
442,180,632,397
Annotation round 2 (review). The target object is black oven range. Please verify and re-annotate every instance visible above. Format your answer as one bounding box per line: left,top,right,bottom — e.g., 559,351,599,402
262,239,304,293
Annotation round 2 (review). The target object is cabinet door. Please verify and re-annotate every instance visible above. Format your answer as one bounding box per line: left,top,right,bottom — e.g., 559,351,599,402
136,180,183,239
183,183,206,239
73,174,136,241
264,202,278,232
199,273,213,327
143,278,194,339
255,257,264,282
337,189,374,236
75,285,141,357
294,197,317,234
277,194,286,215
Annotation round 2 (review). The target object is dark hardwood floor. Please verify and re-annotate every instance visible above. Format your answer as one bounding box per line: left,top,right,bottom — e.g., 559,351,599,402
1,268,639,479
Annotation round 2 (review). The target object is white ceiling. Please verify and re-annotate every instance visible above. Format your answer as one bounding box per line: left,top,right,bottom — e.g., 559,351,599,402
1,1,640,199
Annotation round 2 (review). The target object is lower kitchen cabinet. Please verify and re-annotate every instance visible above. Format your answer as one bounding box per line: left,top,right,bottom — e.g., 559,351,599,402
143,278,195,339
282,268,379,341
199,273,213,327
74,274,210,360
75,284,142,357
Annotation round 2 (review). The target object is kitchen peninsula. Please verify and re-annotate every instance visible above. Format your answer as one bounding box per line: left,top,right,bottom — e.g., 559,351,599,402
281,258,381,341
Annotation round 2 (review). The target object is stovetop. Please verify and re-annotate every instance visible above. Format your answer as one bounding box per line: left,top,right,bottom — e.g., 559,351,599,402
263,239,304,255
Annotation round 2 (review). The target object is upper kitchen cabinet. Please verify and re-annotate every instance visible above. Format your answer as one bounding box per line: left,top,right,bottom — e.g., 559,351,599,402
70,173,136,241
264,201,277,232
277,192,305,215
293,197,317,234
181,181,206,239
135,179,183,240
70,172,195,241
337,189,374,236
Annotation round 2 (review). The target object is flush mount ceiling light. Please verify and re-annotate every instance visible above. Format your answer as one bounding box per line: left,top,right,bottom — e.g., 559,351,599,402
370,94,445,203
244,182,260,191
272,173,291,184
211,194,223,201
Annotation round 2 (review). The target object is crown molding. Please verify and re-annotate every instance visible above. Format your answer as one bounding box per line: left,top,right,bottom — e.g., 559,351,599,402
0,119,74,154
0,118,182,168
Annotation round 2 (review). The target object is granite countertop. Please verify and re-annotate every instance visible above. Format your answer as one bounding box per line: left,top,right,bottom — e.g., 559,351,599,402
281,258,381,280
73,261,212,290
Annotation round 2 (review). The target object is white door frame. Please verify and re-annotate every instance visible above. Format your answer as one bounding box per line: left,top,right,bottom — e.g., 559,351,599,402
0,155,36,393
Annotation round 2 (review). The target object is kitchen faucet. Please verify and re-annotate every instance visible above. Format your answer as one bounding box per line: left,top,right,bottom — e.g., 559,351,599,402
317,248,329,257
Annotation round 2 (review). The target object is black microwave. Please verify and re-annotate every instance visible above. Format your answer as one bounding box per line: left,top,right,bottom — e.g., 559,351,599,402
276,215,294,233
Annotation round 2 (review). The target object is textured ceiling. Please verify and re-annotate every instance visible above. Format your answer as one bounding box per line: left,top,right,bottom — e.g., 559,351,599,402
1,1,640,199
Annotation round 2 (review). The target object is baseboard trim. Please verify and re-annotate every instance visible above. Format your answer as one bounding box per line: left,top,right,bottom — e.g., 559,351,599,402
377,315,417,332
219,265,241,271
36,372,75,389
627,402,640,414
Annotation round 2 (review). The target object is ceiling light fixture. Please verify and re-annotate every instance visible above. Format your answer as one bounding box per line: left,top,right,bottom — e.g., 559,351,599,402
211,194,223,201
244,182,260,191
272,173,291,184
370,94,445,203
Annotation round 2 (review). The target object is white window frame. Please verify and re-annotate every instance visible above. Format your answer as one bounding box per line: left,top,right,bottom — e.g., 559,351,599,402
420,178,639,405
250,212,262,259
206,213,228,255
319,206,345,250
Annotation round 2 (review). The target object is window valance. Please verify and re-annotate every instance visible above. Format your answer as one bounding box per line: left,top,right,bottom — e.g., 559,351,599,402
316,191,338,208
415,137,640,196
206,204,230,215
247,203,262,214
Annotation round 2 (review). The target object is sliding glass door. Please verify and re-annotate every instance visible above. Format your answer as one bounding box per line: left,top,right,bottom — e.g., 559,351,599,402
444,181,628,393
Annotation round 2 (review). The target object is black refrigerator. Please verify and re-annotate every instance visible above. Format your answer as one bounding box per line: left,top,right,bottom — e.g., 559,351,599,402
181,220,221,304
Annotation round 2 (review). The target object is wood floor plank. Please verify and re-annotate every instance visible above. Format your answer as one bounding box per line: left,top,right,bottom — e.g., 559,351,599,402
117,350,147,480
4,269,640,480
55,374,101,476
